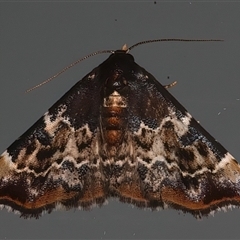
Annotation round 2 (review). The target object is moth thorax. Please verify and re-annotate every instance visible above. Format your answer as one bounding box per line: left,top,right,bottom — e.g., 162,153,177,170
101,90,128,147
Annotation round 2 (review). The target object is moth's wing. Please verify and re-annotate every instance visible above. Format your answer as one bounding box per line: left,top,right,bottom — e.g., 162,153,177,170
0,68,105,218
116,63,240,217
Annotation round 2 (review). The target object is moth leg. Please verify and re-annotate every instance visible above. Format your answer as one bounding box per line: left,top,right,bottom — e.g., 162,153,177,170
164,80,177,89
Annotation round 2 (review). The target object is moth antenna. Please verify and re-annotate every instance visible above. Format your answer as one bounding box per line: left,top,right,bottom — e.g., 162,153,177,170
26,38,223,93
26,49,114,93
128,38,223,51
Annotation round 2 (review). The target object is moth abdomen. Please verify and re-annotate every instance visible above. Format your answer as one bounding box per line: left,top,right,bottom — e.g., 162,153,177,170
101,90,128,146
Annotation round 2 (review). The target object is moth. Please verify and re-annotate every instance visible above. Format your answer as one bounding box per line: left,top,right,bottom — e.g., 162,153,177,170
1,39,240,219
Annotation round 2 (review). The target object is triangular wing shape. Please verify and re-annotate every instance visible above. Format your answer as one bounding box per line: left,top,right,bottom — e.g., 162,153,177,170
0,50,240,218
111,56,240,217
0,65,107,217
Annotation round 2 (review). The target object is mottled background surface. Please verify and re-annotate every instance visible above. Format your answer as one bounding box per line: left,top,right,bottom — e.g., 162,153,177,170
1,1,240,239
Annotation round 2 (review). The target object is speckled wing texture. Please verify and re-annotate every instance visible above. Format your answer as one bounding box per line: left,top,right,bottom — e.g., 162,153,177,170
1,50,240,218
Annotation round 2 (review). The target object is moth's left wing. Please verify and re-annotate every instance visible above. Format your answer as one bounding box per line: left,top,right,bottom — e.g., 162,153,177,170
0,67,106,217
